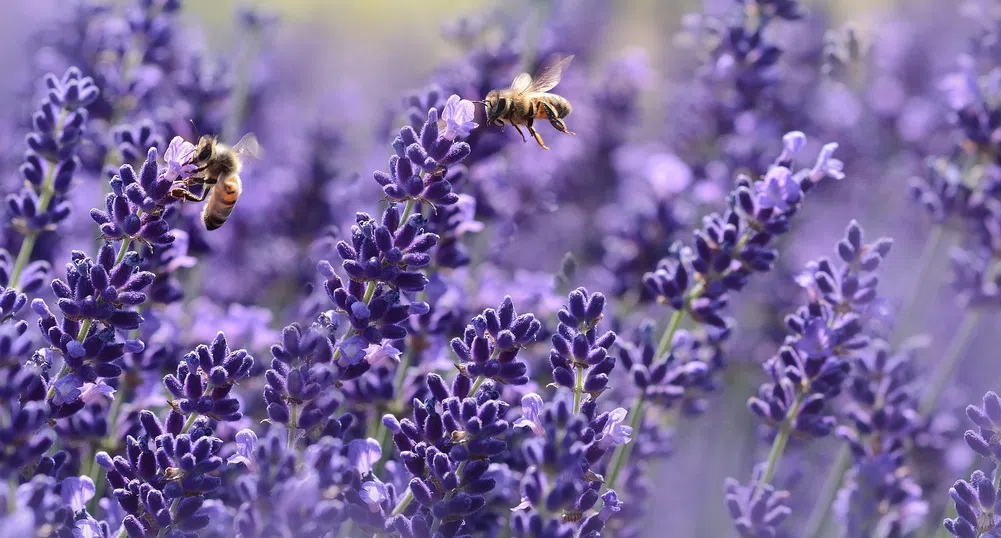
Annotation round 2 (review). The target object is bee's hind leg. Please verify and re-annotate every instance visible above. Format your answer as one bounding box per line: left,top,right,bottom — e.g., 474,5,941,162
525,117,549,150
512,123,528,143
542,102,575,136
169,186,210,202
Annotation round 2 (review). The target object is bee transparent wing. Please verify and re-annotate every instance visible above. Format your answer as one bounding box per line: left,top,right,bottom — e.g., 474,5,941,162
510,73,533,94
231,132,262,163
527,54,575,93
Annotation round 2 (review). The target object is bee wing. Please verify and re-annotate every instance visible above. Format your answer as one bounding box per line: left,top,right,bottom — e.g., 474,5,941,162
527,54,575,93
231,132,263,163
510,72,533,94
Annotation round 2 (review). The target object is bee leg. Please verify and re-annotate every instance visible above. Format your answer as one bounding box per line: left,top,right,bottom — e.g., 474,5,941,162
541,102,575,136
511,123,528,143
169,186,210,202
527,124,549,150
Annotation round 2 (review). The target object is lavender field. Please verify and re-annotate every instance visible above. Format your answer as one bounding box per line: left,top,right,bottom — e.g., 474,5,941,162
1,0,1001,537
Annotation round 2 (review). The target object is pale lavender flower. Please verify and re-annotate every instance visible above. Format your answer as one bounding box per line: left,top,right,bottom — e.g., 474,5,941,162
452,194,485,235
600,407,633,448
513,393,545,437
782,131,807,155
359,481,388,513
73,519,102,538
60,476,95,512
51,374,84,405
78,380,115,404
364,342,401,368
336,335,367,366
162,136,197,182
440,94,478,140
599,490,622,521
227,429,259,472
347,438,382,475
811,142,845,181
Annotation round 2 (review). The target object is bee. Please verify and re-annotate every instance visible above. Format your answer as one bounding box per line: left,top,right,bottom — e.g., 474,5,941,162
170,132,262,230
479,54,576,150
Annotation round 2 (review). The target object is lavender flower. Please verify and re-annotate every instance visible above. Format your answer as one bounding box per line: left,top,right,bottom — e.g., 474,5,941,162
373,100,472,207
336,204,439,292
450,296,541,386
91,146,181,249
549,287,616,407
162,332,254,422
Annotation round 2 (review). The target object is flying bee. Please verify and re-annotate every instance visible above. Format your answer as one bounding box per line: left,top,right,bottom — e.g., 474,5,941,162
170,132,262,230
479,54,576,150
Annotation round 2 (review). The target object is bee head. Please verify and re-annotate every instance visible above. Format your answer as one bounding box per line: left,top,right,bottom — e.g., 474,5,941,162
192,135,217,164
482,90,507,125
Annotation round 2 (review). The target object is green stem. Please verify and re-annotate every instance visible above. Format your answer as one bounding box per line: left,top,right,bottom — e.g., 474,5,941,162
572,364,584,415
892,225,945,347
469,375,485,396
917,309,983,415
802,444,851,538
114,237,131,265
656,307,687,359
399,199,416,223
390,488,413,517
362,280,377,303
430,460,467,533
181,412,199,434
604,394,645,490
10,111,68,291
753,394,805,497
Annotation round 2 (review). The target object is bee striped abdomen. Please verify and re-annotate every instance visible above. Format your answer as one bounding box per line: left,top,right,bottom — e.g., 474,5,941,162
201,175,242,231
536,95,572,119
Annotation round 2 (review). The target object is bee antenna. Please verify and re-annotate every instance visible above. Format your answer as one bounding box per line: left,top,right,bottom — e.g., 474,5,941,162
188,119,200,138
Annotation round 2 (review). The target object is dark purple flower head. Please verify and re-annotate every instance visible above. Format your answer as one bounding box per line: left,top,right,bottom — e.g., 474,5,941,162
8,67,98,235
264,322,353,443
41,244,153,332
834,449,926,537
643,133,845,339
98,408,223,538
112,120,164,166
162,332,254,422
91,147,177,249
549,287,616,400
943,470,1001,538
450,296,540,386
512,393,630,536
963,391,1001,460
749,220,892,441
318,261,422,345
724,464,792,538
337,204,439,292
373,100,472,206
618,320,711,408
388,374,512,535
